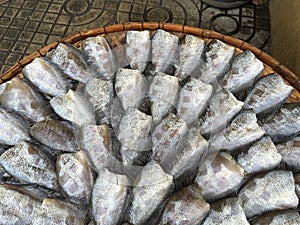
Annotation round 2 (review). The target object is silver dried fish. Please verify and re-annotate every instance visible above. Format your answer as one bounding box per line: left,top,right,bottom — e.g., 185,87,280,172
30,119,77,153
177,77,213,126
238,170,298,218
0,108,30,145
126,30,150,72
222,50,264,95
195,152,245,202
244,74,293,116
175,34,205,81
200,89,244,137
128,160,173,225
0,77,50,122
115,68,148,110
237,136,282,175
111,97,125,131
47,43,94,83
56,150,94,205
0,142,57,190
251,210,300,225
92,168,129,225
262,103,300,143
82,36,116,79
50,89,96,126
158,185,210,225
22,57,70,97
199,39,235,84
209,110,265,152
151,29,178,73
202,197,250,225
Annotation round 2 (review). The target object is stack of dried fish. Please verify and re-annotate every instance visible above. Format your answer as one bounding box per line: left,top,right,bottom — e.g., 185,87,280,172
0,29,299,225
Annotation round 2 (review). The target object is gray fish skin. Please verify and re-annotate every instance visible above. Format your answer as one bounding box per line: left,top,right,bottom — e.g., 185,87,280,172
31,198,87,225
209,110,265,152
198,39,235,84
0,184,42,225
111,97,125,132
237,136,282,175
47,43,94,83
117,107,152,165
128,160,173,225
84,78,114,124
79,124,113,172
158,185,210,225
0,108,30,146
276,135,300,172
126,30,150,72
244,74,293,116
161,128,208,181
202,197,250,225
200,89,244,137
0,142,58,190
151,29,179,73
175,35,205,81
115,68,148,110
56,150,94,205
262,103,300,143
149,72,179,124
22,57,70,97
0,77,50,122
251,210,300,225
222,50,264,95
177,77,213,126
30,119,77,153
238,170,298,218
50,89,96,126
82,36,116,79
195,152,245,202
92,168,129,225
152,113,188,164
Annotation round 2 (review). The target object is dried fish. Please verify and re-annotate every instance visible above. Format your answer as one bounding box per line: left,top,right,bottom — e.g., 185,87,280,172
195,152,245,202
237,136,282,175
151,29,178,74
262,103,300,143
31,198,87,225
0,77,50,122
30,119,77,153
175,34,205,81
158,185,210,225
84,78,114,124
22,57,70,97
126,30,151,72
238,170,298,218
199,39,235,84
0,142,57,190
200,89,244,137
276,135,300,171
244,74,293,116
202,197,250,225
251,210,300,225
56,150,94,205
222,50,264,95
111,97,125,131
0,184,41,224
115,68,148,110
0,108,30,145
92,168,129,225
47,43,94,83
128,160,173,225
50,89,96,126
82,36,116,79
177,77,213,126
209,110,265,152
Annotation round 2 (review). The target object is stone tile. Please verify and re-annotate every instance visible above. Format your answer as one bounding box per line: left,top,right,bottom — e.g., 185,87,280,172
31,11,45,21
57,14,71,25
119,2,132,12
17,9,32,19
18,31,34,41
0,40,14,51
46,34,64,44
23,0,37,9
26,43,42,54
4,8,19,17
6,53,22,64
10,19,27,29
5,29,20,40
11,42,28,53
25,21,40,31
132,4,145,13
106,1,119,11
43,13,58,23
32,33,48,44
0,51,8,64
48,4,62,13
38,23,53,34
52,24,67,35
36,2,50,11
118,12,130,23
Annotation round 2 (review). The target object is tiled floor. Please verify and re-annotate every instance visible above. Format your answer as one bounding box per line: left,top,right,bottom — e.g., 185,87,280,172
0,0,270,75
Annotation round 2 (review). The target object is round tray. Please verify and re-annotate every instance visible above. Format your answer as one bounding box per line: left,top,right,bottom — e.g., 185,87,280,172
1,22,300,102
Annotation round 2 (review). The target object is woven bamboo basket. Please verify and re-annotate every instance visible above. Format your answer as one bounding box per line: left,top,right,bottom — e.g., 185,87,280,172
1,22,300,102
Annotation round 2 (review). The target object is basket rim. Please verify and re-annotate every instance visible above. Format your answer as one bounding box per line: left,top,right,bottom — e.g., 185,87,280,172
1,22,300,91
